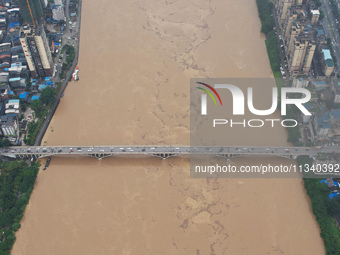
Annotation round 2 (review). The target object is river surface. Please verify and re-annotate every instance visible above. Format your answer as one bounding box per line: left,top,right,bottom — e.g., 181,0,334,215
12,0,326,254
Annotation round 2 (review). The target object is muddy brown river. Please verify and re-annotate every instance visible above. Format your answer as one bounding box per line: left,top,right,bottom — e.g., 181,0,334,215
12,0,325,254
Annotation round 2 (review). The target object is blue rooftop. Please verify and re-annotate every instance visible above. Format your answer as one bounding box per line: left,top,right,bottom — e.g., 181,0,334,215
38,85,47,90
329,192,338,199
315,81,327,85
322,49,332,60
31,93,40,101
8,99,19,104
19,92,28,99
9,77,20,82
318,112,331,129
331,109,340,119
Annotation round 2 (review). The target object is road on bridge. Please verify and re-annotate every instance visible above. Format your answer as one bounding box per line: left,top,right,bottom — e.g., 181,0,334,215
1,145,339,158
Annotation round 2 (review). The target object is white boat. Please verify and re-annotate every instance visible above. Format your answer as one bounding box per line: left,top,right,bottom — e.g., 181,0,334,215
72,66,79,82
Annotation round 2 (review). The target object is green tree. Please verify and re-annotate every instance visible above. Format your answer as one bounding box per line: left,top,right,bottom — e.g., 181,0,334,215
0,139,11,148
40,87,56,105
320,10,325,20
0,212,11,228
11,223,20,232
30,99,43,114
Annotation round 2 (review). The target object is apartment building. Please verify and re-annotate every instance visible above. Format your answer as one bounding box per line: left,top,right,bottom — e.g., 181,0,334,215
20,25,53,78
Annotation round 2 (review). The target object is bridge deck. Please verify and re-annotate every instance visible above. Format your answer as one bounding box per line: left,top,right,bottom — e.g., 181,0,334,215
1,145,338,159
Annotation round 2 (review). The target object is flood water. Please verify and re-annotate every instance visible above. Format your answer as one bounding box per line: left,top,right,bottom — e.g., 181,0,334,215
12,0,325,254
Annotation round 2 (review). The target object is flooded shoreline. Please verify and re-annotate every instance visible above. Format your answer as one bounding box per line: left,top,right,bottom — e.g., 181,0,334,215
12,0,325,254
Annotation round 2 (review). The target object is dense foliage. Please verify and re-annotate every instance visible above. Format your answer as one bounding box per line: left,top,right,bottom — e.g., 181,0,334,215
59,45,75,80
265,31,281,72
304,177,340,255
0,140,11,148
40,87,56,105
256,0,275,34
284,105,302,145
24,106,49,146
26,85,56,145
256,0,280,72
0,160,40,255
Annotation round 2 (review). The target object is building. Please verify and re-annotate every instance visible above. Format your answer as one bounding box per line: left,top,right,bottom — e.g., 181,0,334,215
41,0,48,8
310,10,320,25
0,114,18,137
314,111,331,138
334,82,340,103
5,99,20,115
301,102,319,123
20,119,28,133
20,25,53,78
320,48,334,76
52,5,64,21
319,89,334,101
277,0,294,25
330,109,340,142
312,109,340,142
8,77,26,90
313,80,328,91
289,32,316,75
292,76,309,87
17,0,43,24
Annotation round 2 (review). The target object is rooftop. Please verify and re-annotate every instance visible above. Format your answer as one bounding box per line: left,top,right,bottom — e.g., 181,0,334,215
331,109,340,119
318,112,331,129
322,49,332,60
311,10,320,15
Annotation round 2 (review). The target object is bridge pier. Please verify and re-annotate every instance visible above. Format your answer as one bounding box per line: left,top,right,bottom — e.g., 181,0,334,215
280,154,297,160
216,154,240,159
91,153,114,160
152,153,179,159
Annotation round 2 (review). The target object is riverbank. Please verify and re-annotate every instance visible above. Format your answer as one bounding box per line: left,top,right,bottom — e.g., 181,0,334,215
0,160,40,254
33,0,82,146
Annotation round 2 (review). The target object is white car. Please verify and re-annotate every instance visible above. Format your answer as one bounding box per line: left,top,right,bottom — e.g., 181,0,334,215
100,149,105,152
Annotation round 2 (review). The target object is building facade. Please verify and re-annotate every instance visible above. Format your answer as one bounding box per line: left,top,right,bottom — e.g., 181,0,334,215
20,25,53,78
321,48,334,77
